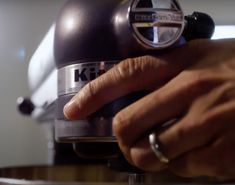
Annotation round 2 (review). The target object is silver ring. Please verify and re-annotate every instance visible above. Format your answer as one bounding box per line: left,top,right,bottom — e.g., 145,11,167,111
149,132,169,164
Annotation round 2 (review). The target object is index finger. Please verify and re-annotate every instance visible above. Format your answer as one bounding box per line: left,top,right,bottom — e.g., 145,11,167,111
63,40,207,120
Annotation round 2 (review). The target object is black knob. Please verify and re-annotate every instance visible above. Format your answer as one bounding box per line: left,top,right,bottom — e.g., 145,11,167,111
17,97,35,115
184,12,215,41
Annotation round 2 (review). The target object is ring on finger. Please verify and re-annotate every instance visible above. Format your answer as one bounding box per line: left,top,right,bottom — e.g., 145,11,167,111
149,132,170,164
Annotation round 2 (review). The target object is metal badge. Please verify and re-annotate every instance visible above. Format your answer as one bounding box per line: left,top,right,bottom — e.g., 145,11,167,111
57,61,118,96
129,0,185,49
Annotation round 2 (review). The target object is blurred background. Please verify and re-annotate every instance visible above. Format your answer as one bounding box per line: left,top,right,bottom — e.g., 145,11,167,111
0,0,234,168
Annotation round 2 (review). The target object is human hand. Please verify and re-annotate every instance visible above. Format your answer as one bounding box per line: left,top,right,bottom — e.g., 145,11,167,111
64,39,235,178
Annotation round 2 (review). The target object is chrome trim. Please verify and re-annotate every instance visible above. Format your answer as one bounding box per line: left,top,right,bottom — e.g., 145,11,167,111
58,61,118,96
55,118,116,142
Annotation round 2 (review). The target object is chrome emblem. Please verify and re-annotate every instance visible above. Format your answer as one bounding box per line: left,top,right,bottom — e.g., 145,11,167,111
130,0,185,49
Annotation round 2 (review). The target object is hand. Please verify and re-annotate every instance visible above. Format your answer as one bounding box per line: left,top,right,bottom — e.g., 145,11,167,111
64,39,235,178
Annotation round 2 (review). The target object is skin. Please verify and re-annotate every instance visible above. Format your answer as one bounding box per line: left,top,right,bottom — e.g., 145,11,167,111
64,39,235,179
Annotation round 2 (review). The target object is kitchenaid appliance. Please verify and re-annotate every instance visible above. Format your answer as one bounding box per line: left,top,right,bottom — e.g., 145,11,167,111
17,0,215,180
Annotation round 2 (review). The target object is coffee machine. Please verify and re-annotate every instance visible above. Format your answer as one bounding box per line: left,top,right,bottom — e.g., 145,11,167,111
17,0,215,182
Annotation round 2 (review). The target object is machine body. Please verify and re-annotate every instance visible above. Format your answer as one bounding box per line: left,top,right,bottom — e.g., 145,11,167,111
54,0,185,156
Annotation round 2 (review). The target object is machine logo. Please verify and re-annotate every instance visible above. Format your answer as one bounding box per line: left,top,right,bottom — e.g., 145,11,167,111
129,0,184,49
132,11,183,23
58,62,117,96
74,67,97,82
74,62,108,82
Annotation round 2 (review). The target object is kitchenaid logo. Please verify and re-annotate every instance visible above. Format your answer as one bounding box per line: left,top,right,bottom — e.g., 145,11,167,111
58,62,117,95
133,11,183,23
74,67,101,82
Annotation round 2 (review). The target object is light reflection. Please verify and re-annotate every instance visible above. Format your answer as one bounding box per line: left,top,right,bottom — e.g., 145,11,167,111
64,16,76,32
114,14,125,24
16,47,26,62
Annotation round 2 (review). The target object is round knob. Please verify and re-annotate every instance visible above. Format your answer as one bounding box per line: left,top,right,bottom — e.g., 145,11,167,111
184,12,215,41
17,97,35,115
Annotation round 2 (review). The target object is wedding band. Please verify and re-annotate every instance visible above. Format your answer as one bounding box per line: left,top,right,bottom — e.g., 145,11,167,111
149,132,169,164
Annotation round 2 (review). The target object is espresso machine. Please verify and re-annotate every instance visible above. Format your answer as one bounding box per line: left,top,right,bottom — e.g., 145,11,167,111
15,0,215,184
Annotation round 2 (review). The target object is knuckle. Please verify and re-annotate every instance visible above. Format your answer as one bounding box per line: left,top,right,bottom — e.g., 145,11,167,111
115,56,158,80
220,82,235,101
115,58,136,80
189,71,212,91
113,112,131,144
172,126,187,142
183,114,211,137
173,119,194,140
111,55,167,90
185,113,202,127
180,70,219,98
